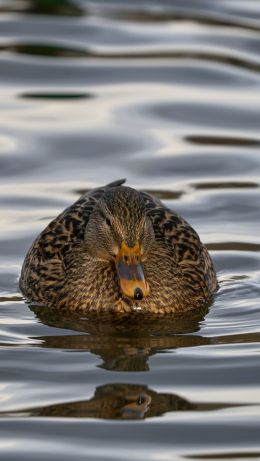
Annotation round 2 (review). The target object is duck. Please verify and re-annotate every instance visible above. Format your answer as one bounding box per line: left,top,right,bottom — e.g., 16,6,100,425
19,179,217,314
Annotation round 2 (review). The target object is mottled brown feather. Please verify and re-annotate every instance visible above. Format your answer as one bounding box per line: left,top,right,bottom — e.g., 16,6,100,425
20,179,217,314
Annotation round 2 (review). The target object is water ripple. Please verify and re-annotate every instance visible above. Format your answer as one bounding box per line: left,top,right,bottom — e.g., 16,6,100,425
0,1,260,460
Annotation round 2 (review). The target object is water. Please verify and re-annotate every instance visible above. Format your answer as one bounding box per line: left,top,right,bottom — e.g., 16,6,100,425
0,0,260,459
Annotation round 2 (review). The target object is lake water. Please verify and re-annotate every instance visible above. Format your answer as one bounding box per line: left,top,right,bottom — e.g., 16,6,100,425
0,0,260,459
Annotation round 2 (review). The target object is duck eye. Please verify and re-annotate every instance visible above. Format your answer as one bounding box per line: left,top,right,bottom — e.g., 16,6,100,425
105,217,111,227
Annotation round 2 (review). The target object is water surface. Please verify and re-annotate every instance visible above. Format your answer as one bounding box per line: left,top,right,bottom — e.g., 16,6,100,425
0,1,260,460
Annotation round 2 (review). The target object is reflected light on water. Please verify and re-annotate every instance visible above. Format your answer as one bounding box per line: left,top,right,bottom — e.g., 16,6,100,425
0,0,260,460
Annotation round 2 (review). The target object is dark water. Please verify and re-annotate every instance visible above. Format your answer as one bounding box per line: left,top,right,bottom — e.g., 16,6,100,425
1,0,260,459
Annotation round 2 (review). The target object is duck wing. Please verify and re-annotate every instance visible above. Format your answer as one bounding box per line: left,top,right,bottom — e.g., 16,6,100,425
20,179,126,302
140,191,217,296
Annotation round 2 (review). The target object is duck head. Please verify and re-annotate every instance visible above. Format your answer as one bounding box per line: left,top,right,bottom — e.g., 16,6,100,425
84,186,154,300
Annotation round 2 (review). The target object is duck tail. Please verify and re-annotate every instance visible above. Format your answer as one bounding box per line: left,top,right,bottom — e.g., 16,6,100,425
105,179,126,188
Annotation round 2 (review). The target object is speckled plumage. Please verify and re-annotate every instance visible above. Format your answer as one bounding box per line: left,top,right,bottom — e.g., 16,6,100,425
20,179,217,314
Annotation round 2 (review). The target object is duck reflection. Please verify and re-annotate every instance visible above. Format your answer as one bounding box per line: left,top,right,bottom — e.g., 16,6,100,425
32,383,193,419
27,383,237,420
30,305,210,372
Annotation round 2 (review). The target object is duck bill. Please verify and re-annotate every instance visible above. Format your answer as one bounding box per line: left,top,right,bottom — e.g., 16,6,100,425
115,242,149,300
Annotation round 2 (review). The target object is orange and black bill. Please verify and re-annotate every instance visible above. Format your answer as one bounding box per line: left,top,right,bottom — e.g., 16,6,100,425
115,242,149,300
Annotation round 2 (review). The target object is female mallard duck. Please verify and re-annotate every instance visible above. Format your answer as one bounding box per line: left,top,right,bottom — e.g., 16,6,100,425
20,179,217,314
